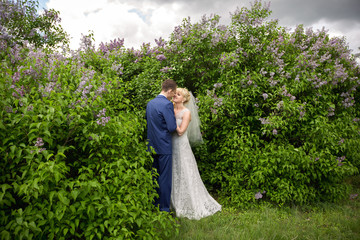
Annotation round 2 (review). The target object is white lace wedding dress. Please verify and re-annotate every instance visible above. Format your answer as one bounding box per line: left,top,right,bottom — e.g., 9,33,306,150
171,108,221,220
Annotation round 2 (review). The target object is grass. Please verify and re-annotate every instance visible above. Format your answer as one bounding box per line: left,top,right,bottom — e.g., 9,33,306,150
169,176,360,240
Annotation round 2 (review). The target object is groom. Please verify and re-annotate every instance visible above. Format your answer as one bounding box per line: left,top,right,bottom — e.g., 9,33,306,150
146,79,177,212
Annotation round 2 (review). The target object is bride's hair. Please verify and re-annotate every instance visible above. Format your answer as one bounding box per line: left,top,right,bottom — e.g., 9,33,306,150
177,88,191,103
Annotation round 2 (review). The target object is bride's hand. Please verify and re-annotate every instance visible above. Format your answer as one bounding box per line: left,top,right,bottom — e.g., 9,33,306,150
177,126,183,136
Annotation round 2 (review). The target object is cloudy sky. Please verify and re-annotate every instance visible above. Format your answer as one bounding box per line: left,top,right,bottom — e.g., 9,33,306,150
38,0,360,56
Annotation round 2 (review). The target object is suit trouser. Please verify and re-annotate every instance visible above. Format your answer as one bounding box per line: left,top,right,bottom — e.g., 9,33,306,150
152,154,172,212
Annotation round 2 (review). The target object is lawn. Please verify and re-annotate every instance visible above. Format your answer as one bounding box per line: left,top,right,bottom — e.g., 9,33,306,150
170,176,360,240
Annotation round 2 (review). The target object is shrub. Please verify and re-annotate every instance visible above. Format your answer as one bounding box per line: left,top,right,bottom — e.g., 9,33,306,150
0,34,177,240
185,0,360,207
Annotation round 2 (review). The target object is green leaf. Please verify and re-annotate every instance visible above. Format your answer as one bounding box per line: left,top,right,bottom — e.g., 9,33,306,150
58,191,70,205
44,130,51,137
1,184,12,193
16,217,23,225
46,153,54,161
71,190,79,201
75,219,79,228
49,191,56,205
10,145,16,155
0,230,11,240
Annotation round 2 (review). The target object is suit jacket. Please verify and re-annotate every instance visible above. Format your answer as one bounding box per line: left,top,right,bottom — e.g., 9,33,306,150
146,95,177,154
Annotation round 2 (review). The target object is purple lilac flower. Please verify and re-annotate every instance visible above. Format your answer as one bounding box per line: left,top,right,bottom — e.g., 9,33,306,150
338,139,345,145
333,61,348,82
39,148,46,153
342,96,355,108
260,68,267,76
96,117,111,126
217,25,227,31
156,54,166,61
299,111,305,119
97,108,106,118
111,62,123,75
281,86,288,96
76,70,96,96
160,66,173,73
201,33,208,39
259,118,270,125
12,71,21,82
262,93,268,100
211,34,220,46
337,156,345,166
272,129,278,135
219,52,239,67
210,108,217,114
27,105,33,111
5,106,13,113
99,38,124,53
269,79,279,86
214,83,223,88
214,98,223,107
328,107,335,117
229,61,237,67
255,192,263,199
155,37,166,47
41,82,57,97
79,34,95,51
94,81,107,97
350,194,359,200
35,138,44,147
81,85,93,99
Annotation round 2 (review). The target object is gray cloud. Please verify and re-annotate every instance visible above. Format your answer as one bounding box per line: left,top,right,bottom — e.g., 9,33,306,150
84,8,102,17
270,0,360,25
126,0,360,26
63,0,360,53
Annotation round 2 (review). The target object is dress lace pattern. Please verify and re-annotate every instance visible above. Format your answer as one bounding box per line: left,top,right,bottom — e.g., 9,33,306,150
171,108,221,220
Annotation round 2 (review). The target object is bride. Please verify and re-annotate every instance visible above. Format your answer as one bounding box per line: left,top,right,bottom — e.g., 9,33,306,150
171,87,221,220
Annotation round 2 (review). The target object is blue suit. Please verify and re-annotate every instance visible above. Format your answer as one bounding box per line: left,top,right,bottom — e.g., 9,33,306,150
146,95,177,212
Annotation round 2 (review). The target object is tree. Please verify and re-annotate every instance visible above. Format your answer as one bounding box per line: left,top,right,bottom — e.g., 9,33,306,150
0,0,68,48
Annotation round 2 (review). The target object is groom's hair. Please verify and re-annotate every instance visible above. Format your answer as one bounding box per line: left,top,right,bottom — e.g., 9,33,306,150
162,79,177,92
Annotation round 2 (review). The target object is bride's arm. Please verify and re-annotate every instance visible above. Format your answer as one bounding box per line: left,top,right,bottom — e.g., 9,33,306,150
176,111,191,136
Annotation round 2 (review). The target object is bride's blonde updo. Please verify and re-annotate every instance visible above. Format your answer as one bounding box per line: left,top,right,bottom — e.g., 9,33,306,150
177,87,191,104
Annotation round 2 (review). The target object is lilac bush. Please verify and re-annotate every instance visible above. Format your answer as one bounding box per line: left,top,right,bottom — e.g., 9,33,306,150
189,1,360,207
0,1,177,239
154,0,359,207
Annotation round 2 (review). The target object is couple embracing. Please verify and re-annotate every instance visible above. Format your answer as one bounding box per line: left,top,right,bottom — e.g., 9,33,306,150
146,79,221,220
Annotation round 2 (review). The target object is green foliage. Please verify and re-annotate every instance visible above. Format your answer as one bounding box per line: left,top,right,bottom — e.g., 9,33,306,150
189,1,360,208
0,38,178,239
